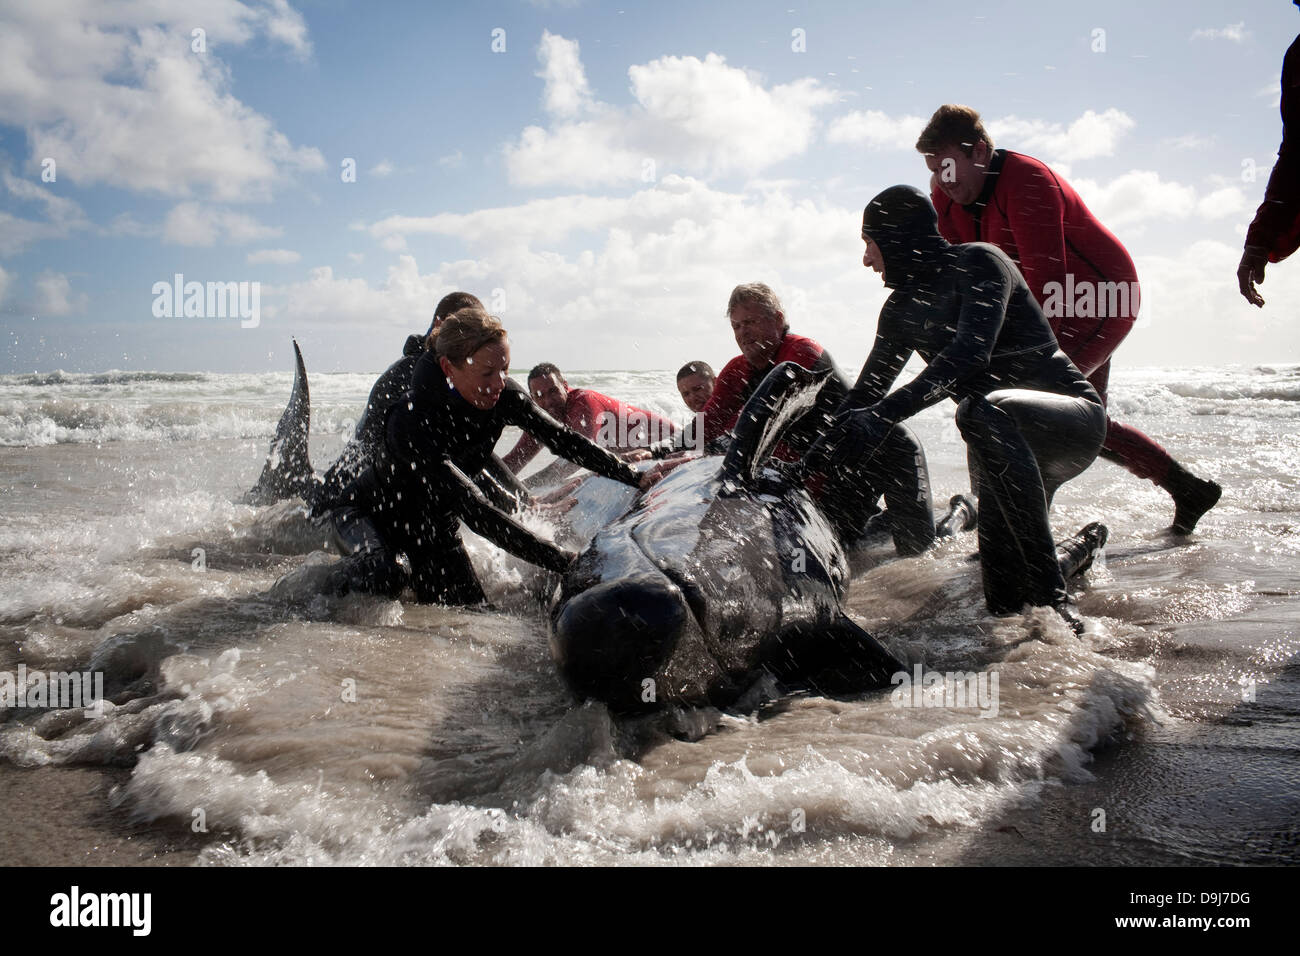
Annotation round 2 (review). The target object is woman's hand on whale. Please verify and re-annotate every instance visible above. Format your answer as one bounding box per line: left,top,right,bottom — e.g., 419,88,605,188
639,458,690,490
533,496,578,515
537,476,584,503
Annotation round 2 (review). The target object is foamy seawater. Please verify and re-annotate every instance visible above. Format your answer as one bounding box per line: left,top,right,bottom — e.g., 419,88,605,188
1,363,1297,865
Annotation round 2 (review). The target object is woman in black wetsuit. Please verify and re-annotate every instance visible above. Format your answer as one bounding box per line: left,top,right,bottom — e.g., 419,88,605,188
320,308,650,605
808,185,1107,633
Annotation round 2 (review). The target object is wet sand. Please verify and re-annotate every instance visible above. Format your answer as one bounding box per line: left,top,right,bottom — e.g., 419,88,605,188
0,765,203,867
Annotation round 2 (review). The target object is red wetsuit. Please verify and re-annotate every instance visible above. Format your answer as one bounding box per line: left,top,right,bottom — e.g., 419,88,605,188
503,387,675,472
1246,33,1300,263
702,332,844,461
932,148,1171,483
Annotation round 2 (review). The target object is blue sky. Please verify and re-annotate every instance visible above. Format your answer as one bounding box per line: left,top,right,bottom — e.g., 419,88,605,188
1,0,1298,374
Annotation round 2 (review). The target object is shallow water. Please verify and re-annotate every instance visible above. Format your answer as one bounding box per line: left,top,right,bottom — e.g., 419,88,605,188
0,364,1297,865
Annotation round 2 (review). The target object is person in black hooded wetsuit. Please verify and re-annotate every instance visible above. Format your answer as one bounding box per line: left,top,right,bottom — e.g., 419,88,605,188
322,308,655,605
807,185,1107,633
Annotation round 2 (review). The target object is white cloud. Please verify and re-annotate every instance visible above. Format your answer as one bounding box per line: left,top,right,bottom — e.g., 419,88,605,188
1196,186,1248,220
344,178,889,370
247,248,301,265
368,192,626,248
822,107,1134,164
0,264,10,305
33,271,88,316
1166,134,1215,151
503,34,837,187
369,160,394,177
1071,170,1197,228
1070,171,1248,230
259,0,312,58
0,212,63,256
163,202,283,245
537,31,594,117
1257,77,1281,109
287,171,1292,370
0,169,90,254
0,1,324,201
268,256,447,330
988,108,1135,163
1191,23,1249,43
437,150,464,169
826,110,926,149
106,213,157,238
506,122,645,189
1127,238,1300,365
3,171,85,226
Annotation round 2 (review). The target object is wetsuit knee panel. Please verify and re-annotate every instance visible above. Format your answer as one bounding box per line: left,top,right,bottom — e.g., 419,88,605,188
954,395,1005,441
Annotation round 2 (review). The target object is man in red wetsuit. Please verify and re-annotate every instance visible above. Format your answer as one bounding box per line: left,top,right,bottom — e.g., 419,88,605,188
1239,11,1300,307
702,283,845,454
676,361,715,413
916,104,1221,534
503,363,676,481
702,282,937,554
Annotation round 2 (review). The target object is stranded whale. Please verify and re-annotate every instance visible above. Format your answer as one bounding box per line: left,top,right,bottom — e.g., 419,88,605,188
549,362,908,712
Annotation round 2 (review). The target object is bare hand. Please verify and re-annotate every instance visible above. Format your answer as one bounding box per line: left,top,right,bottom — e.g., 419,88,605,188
638,458,691,490
534,496,578,515
537,476,583,504
622,448,654,463
1237,245,1268,307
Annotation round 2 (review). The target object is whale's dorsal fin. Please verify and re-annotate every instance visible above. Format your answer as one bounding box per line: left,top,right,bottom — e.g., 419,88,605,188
720,361,832,487
245,339,314,504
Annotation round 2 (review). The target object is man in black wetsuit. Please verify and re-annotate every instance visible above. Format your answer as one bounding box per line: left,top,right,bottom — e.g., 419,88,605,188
324,308,655,605
808,185,1106,633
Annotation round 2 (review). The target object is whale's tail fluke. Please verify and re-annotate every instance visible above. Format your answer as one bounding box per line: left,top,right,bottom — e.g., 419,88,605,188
245,339,316,505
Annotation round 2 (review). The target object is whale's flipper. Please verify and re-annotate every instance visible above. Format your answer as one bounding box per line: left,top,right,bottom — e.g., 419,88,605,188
1057,521,1108,579
764,614,904,696
245,339,315,505
721,361,833,488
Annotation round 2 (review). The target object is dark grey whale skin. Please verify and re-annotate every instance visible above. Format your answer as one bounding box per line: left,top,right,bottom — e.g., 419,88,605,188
549,362,904,713
244,340,315,506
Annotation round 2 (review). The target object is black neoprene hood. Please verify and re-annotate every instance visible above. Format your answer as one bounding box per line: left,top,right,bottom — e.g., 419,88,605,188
861,185,948,288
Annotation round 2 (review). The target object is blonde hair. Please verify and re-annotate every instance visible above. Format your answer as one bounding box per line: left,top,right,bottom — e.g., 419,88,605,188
428,308,507,363
726,282,788,333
